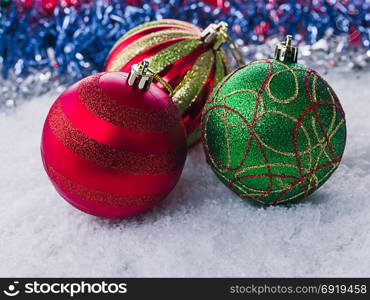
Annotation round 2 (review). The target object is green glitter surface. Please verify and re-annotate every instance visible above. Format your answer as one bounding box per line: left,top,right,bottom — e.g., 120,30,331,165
202,59,347,205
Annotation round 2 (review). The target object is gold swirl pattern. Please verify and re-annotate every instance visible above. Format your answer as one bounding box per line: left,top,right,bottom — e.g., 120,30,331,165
202,59,346,204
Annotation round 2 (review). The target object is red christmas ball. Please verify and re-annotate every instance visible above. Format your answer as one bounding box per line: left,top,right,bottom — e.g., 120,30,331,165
41,72,187,218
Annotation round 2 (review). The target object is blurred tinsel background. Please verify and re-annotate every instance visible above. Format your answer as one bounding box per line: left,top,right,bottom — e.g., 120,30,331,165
0,0,369,109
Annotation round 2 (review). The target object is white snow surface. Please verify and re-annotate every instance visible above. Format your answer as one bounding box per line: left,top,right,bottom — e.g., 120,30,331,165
0,72,370,277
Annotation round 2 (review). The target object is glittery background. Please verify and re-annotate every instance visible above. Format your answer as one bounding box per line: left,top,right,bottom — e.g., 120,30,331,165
1,0,369,110
202,59,347,205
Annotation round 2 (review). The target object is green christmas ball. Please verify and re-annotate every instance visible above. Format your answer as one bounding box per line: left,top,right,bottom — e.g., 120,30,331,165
201,59,346,205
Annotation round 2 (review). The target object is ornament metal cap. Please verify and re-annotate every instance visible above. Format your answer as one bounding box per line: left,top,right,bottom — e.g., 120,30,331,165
128,59,174,96
201,22,229,50
128,60,153,90
274,35,298,63
201,22,245,66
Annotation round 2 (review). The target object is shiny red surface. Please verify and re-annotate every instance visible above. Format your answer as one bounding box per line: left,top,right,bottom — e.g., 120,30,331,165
41,72,187,218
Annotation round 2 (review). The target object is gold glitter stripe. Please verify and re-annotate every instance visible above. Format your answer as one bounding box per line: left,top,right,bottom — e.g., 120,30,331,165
108,29,196,72
214,51,228,87
213,53,230,166
209,113,343,198
266,68,299,104
45,162,167,208
219,50,231,74
110,20,199,53
172,50,214,113
148,39,201,74
186,126,201,147
217,161,339,204
78,73,181,132
213,75,342,157
48,100,186,175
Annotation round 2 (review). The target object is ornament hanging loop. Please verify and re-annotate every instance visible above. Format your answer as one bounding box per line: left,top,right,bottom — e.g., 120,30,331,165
128,60,174,96
274,35,298,63
201,22,245,67
128,60,153,90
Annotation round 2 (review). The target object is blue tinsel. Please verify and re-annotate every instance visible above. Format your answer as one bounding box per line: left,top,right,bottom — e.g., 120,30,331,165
0,0,369,82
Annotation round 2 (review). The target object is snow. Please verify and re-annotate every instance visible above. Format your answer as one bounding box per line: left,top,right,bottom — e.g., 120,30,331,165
0,71,370,277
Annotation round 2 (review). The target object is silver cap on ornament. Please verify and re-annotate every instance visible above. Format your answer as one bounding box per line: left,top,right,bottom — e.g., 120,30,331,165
274,35,299,63
128,59,153,90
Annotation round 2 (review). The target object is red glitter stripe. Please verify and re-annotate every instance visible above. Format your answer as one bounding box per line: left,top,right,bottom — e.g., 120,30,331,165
44,161,166,209
292,105,312,195
203,60,273,173
274,159,341,204
291,100,345,198
77,73,181,132
206,60,261,105
312,103,340,161
61,83,186,154
252,59,273,126
230,173,298,183
204,103,257,170
47,100,186,174
204,105,274,201
42,123,183,196
202,60,275,202
304,69,344,160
